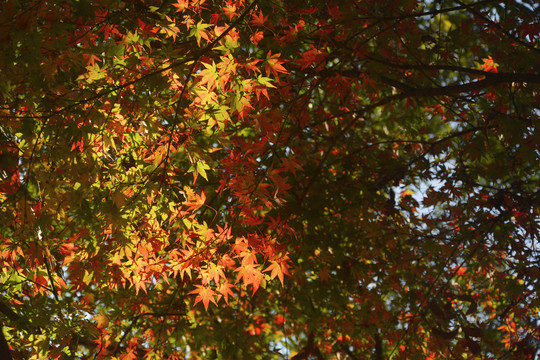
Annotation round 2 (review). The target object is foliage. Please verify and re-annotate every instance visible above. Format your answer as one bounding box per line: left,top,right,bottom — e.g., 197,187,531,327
0,0,539,359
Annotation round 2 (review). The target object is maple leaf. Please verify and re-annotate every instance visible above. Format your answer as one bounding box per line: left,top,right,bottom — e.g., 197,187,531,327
327,3,343,19
200,263,225,285
250,10,268,27
298,7,318,15
161,16,180,41
296,47,327,70
95,313,109,330
198,61,218,89
265,51,289,78
318,266,331,284
216,281,235,304
480,56,498,73
280,156,302,176
264,257,291,286
133,275,148,295
274,315,285,326
240,250,257,265
222,4,237,18
243,59,262,74
188,285,217,310
235,264,263,294
250,31,264,45
85,54,101,66
172,0,188,12
193,87,218,106
190,21,212,46
70,137,84,152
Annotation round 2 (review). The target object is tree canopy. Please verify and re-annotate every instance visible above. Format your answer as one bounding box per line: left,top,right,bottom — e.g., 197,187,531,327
0,0,539,359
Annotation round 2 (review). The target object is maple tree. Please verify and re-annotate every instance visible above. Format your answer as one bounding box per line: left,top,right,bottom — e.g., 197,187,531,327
0,0,539,359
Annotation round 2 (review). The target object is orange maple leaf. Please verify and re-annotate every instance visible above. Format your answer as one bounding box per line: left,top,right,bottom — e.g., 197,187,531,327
188,285,217,310
200,263,225,285
235,264,263,294
264,256,291,286
172,0,188,12
223,4,237,18
216,281,235,304
480,56,498,73
250,31,264,45
198,62,217,89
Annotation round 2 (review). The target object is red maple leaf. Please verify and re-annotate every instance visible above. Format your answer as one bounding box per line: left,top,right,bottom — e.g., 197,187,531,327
265,52,289,78
250,10,268,27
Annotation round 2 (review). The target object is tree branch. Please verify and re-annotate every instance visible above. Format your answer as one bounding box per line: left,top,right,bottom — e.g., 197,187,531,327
355,72,540,112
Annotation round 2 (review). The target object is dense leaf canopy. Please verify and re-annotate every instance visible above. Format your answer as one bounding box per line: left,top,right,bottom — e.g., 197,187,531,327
0,0,539,359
